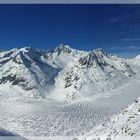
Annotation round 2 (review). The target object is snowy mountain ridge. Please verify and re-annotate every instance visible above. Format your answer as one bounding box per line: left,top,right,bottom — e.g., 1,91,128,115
80,97,140,139
0,44,137,100
128,55,140,66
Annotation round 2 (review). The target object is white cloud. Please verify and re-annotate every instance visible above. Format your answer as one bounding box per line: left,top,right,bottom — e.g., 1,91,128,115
109,45,140,52
122,38,140,41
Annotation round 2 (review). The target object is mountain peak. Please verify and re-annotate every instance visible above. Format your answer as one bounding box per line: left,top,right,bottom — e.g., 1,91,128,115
93,48,106,55
18,46,38,52
54,43,73,54
11,46,44,58
58,43,71,49
78,48,107,67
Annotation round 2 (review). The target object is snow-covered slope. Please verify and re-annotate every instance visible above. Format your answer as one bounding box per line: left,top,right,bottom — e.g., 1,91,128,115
46,43,87,69
0,47,59,98
51,48,134,100
128,55,140,66
0,45,140,137
81,97,140,139
1,73,140,137
78,65,140,138
0,44,135,99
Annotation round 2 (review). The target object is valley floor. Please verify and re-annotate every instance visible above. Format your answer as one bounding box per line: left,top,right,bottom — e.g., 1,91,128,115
0,74,140,138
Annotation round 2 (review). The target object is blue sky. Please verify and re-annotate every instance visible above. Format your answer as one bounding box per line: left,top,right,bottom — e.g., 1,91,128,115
0,4,140,58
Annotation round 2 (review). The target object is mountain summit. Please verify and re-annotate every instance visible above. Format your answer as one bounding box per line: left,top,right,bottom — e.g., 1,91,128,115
0,45,136,99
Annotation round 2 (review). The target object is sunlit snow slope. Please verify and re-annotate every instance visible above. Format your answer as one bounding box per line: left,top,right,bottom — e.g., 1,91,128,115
78,57,140,140
0,44,135,100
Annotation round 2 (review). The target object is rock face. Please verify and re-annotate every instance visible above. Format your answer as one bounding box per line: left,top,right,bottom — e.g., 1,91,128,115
0,44,135,99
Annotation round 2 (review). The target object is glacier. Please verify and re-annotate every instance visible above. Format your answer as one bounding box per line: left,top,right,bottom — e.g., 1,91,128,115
0,44,140,139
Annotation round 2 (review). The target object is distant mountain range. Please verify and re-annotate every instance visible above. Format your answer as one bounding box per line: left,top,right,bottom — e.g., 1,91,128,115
0,44,138,100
